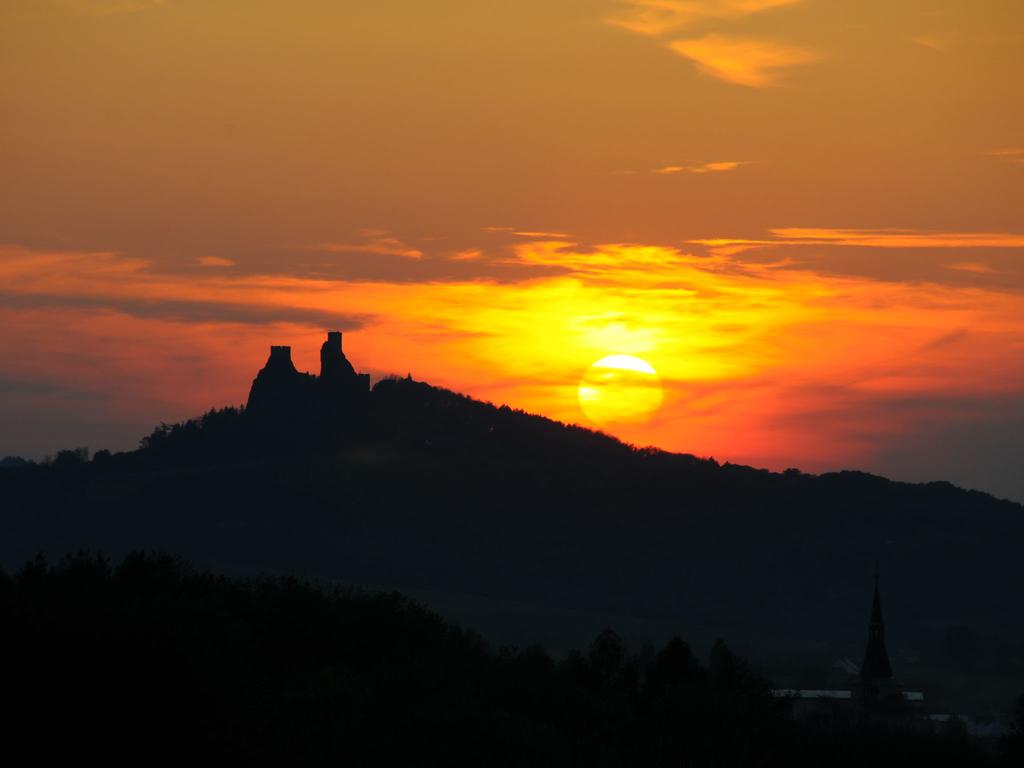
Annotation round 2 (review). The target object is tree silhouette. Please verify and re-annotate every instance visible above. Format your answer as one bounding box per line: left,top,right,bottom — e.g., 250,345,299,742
0,552,1010,766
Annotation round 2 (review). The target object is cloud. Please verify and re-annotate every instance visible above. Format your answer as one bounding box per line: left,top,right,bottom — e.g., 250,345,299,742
607,0,802,38
0,246,367,329
653,160,746,174
912,35,950,52
197,256,235,268
945,262,996,275
480,227,571,240
667,35,816,87
313,234,424,260
513,231,571,239
0,290,365,330
985,148,1024,165
693,228,1024,254
773,228,1024,248
606,1,815,88
449,249,483,261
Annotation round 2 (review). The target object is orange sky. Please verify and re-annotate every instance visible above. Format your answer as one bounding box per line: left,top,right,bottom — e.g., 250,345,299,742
2,1,1023,500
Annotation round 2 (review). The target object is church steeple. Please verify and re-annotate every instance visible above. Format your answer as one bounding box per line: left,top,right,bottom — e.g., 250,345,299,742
861,570,894,681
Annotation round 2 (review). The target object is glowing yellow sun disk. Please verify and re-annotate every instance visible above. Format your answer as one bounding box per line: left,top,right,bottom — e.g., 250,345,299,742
577,355,664,427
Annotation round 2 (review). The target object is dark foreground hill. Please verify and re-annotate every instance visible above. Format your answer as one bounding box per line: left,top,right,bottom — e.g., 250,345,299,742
2,375,1024,711
2,552,1017,767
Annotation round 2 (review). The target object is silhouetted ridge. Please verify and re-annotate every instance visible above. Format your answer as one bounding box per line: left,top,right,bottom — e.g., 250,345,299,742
368,374,640,463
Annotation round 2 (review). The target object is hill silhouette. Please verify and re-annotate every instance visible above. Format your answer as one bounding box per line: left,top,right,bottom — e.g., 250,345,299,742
2,337,1023,716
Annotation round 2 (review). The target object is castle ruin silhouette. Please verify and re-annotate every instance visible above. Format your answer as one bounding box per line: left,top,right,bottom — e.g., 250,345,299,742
246,331,370,420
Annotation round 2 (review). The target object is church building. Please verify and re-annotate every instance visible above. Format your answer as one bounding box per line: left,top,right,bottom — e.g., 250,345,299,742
771,573,924,710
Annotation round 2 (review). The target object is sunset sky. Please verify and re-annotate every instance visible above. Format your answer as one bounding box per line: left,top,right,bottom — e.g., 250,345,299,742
2,0,1023,500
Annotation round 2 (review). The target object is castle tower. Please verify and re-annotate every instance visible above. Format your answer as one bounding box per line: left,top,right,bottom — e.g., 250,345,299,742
246,345,314,417
320,331,357,382
267,345,297,373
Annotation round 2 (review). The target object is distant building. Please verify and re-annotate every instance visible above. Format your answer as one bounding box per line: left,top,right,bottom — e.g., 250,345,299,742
246,331,370,421
771,574,924,708
856,572,908,707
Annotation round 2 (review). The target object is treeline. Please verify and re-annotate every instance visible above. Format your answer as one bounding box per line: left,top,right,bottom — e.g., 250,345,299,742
2,553,1019,766
1,376,674,469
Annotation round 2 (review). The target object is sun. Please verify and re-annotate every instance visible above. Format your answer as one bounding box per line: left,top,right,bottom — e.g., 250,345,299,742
577,355,664,427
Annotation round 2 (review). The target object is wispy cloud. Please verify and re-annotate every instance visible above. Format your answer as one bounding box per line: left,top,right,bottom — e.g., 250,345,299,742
0,290,363,329
694,228,1024,254
513,231,571,239
0,247,365,329
449,249,483,262
912,35,950,52
197,256,235,268
985,148,1024,165
946,261,996,275
773,228,1024,248
606,1,813,87
607,0,801,38
668,35,816,87
313,233,424,260
481,227,571,239
653,160,747,174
